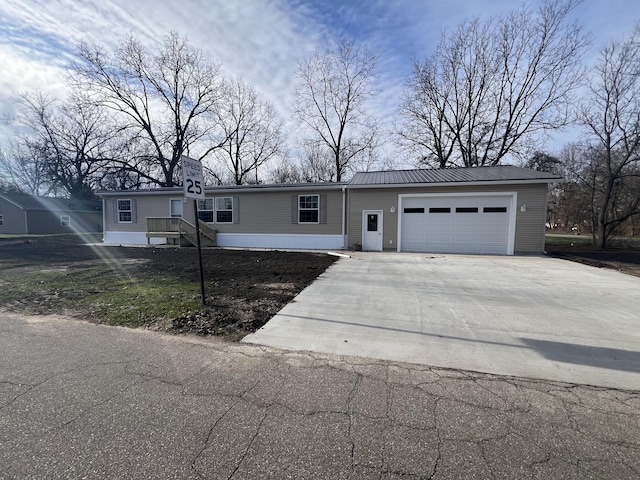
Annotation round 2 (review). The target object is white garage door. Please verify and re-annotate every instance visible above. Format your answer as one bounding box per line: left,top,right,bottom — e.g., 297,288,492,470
400,195,512,254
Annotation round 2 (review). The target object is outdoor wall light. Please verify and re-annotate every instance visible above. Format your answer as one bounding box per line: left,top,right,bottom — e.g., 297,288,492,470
520,204,527,212
390,206,396,213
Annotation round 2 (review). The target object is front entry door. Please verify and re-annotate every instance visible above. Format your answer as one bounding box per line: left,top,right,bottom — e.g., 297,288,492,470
362,210,383,251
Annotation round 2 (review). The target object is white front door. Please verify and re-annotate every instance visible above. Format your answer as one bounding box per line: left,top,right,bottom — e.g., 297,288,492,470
362,210,383,251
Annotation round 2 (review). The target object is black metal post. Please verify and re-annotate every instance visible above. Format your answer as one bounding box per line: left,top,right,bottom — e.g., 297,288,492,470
193,199,206,305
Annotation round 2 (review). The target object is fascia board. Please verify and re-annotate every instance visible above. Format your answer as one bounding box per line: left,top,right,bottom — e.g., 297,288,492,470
346,178,563,189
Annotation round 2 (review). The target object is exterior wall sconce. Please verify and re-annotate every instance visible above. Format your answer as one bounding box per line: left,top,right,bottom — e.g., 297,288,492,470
520,204,527,212
390,206,396,213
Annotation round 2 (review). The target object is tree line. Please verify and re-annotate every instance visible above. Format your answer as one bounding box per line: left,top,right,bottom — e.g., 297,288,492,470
0,0,638,247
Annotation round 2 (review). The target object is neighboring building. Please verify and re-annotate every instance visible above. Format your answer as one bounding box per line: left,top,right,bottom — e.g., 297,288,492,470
98,166,562,255
0,192,103,235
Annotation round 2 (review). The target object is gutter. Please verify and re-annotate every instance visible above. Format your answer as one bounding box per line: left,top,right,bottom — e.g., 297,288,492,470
97,183,347,197
346,178,564,190
341,186,346,249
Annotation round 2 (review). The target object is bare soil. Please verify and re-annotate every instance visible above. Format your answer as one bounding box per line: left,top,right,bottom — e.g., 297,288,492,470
546,244,640,278
0,235,338,340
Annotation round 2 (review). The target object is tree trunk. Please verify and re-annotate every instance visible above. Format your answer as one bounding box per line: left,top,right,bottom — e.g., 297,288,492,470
596,218,607,249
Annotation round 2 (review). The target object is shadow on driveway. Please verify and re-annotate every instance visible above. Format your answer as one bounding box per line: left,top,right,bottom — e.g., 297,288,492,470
520,338,640,373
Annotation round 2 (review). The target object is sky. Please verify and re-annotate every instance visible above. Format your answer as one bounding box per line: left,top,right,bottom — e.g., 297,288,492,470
0,0,638,168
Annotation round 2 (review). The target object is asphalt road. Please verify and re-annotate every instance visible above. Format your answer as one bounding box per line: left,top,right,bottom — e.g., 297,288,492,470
1,312,639,479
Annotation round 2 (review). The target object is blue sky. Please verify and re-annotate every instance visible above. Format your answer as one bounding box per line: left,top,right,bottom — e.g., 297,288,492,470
0,0,638,163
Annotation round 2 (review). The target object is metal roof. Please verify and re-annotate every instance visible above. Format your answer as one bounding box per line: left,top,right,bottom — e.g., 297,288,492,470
348,166,562,186
0,192,102,212
96,166,562,197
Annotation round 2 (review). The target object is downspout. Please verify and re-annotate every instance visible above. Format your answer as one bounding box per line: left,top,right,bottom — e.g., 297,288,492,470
341,186,346,250
24,209,28,234
101,198,106,242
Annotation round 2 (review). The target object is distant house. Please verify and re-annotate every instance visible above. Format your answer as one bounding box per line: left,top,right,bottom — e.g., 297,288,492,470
0,192,103,235
98,166,562,255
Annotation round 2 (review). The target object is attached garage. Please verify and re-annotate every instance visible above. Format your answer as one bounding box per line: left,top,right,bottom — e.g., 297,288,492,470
400,194,515,254
347,166,563,255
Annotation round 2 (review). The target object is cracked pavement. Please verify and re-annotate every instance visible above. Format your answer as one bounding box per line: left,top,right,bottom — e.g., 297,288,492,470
1,313,639,479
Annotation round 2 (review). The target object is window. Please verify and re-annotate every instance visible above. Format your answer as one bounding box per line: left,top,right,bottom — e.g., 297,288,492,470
429,207,451,213
367,213,379,232
298,195,319,223
403,208,425,213
215,197,233,223
0,214,3,226
197,198,214,223
484,207,507,213
117,199,132,222
60,215,70,226
170,199,183,218
456,207,478,213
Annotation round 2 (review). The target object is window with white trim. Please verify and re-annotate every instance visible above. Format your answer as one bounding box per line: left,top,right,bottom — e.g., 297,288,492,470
215,197,233,223
60,215,70,226
299,195,319,223
197,198,214,223
117,199,132,223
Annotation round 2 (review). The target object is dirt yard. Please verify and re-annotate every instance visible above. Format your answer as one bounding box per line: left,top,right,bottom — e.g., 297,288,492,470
0,235,338,340
546,244,640,277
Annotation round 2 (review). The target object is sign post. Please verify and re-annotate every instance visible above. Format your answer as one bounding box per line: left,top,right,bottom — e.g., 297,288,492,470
181,156,206,306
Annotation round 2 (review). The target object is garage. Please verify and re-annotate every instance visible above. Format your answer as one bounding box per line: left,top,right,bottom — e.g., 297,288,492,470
399,194,515,254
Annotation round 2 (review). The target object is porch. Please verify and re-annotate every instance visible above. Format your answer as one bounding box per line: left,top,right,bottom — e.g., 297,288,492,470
146,217,217,247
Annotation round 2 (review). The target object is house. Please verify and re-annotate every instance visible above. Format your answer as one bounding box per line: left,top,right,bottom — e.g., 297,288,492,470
0,192,103,235
98,166,562,255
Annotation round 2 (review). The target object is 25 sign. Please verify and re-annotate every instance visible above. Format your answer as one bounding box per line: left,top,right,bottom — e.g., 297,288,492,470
185,178,202,196
181,156,205,200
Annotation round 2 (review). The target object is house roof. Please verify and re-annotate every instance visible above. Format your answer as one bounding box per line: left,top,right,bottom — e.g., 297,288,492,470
349,166,563,186
98,181,347,196
0,192,102,212
97,166,562,198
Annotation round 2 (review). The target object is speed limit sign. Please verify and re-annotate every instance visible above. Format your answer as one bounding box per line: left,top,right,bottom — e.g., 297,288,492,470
181,156,205,200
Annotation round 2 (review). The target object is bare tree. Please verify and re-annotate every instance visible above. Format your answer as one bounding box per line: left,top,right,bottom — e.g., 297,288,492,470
213,78,285,185
294,38,380,182
579,24,640,248
397,0,590,168
0,141,50,195
268,156,302,184
71,32,225,187
10,91,121,199
299,143,337,182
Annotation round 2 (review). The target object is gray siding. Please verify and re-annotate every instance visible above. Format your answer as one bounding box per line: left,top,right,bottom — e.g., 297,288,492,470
104,189,344,235
512,184,548,253
27,210,102,234
347,184,550,253
105,196,176,233
0,199,27,234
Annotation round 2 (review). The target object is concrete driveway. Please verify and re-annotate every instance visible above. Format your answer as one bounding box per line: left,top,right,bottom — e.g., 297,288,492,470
243,253,640,390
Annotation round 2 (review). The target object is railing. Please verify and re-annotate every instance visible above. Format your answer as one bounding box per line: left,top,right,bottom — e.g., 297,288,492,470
146,217,216,247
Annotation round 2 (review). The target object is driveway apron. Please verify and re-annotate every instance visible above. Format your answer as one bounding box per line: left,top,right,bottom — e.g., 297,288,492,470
243,253,640,390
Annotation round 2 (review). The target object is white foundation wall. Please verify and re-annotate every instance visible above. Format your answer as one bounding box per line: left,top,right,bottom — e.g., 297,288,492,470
103,231,164,245
216,234,344,250
103,231,345,250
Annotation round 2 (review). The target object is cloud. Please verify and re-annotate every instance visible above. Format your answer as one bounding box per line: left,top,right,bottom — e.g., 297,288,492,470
0,0,638,162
